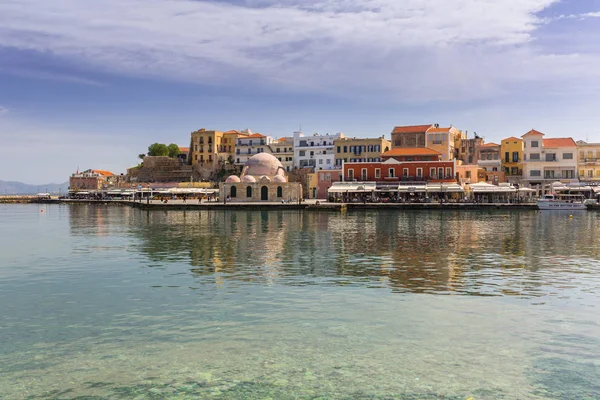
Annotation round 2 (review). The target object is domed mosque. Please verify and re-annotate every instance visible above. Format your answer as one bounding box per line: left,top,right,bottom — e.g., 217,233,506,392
220,153,303,202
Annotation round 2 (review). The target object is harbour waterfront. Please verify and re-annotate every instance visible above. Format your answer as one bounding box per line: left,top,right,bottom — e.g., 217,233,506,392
1,204,600,399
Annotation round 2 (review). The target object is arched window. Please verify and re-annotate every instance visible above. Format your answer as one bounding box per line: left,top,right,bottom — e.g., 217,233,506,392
277,186,283,198
261,186,268,200
246,186,252,198
230,186,237,198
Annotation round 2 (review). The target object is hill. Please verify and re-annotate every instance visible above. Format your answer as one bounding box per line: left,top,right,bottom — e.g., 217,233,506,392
0,180,69,195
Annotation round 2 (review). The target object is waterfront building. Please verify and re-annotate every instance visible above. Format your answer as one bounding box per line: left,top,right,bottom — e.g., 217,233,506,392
425,125,465,161
293,131,343,170
315,169,342,199
455,163,483,185
222,130,249,164
69,169,115,190
577,140,600,183
177,147,190,164
221,153,302,202
390,124,434,148
381,147,442,162
500,137,524,180
333,136,390,166
522,130,578,188
457,132,485,164
343,159,455,183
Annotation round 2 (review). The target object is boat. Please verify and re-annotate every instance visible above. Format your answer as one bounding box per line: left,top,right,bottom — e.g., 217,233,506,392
536,193,586,210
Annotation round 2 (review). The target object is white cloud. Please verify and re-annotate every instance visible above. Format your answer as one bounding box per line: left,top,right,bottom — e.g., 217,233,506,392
0,0,598,101
0,106,8,115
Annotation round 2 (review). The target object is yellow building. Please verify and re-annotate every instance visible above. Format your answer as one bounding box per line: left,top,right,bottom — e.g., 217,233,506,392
190,128,225,167
426,125,465,161
307,172,318,199
577,140,600,182
500,136,524,178
333,136,391,167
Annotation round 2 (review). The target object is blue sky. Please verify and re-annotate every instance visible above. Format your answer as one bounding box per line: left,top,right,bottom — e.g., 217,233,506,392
1,0,600,184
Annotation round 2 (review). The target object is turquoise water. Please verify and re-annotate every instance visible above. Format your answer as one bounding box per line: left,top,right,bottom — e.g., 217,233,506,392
1,204,600,399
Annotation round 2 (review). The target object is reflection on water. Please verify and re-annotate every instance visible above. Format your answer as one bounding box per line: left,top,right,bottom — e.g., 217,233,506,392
0,204,599,399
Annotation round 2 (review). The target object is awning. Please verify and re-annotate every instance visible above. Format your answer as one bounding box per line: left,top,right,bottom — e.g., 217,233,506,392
517,188,536,192
397,185,427,193
468,182,516,193
425,184,464,193
328,182,376,193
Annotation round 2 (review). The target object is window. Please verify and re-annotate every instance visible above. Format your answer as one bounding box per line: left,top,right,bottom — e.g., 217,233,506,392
531,141,539,147
299,150,306,156
343,146,347,152
310,151,314,156
319,159,323,164
416,168,423,178
403,168,409,177
430,167,436,177
511,167,519,175
277,186,283,198
563,153,573,160
246,186,252,197
230,186,237,198
544,170,555,179
564,170,574,179
319,174,325,182
375,168,381,179
588,170,594,178
530,170,541,177
505,152,510,162
580,151,585,160
446,167,452,177
361,168,368,180
326,159,331,164
388,168,395,178
194,154,198,161
530,153,540,160
326,174,331,181
438,167,444,178
337,146,341,153
512,152,519,162
465,171,471,179
348,169,354,180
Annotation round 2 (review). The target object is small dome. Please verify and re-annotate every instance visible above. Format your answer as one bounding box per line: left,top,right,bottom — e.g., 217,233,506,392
273,175,287,183
241,175,256,183
225,175,241,183
242,153,285,177
260,176,272,183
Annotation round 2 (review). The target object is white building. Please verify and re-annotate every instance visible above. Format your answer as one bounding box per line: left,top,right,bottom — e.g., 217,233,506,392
522,129,578,188
293,131,344,170
234,131,294,172
235,131,273,167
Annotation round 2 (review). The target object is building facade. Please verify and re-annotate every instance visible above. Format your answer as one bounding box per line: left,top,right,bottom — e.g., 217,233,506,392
190,128,225,167
577,141,600,182
235,133,273,166
343,160,455,183
293,131,343,170
477,143,501,172
522,130,578,186
457,133,485,164
69,169,114,190
269,137,294,172
390,124,434,148
425,125,464,161
315,169,342,199
334,136,390,166
500,137,524,178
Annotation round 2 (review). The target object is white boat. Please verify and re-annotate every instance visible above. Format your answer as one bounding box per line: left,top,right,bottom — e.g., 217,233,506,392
536,193,586,210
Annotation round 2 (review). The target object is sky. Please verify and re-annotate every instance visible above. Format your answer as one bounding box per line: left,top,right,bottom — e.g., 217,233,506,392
1,0,600,184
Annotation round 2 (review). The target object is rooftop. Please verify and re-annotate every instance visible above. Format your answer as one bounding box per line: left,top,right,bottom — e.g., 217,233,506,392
522,129,545,137
382,147,442,157
92,169,114,177
178,147,189,153
479,142,500,148
391,124,433,134
543,138,577,148
502,136,522,142
427,127,452,133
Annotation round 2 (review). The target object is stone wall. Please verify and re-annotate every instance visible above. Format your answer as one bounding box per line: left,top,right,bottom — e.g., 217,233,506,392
220,182,302,202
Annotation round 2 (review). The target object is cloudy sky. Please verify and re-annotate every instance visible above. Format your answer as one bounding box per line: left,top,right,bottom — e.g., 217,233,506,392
1,0,600,183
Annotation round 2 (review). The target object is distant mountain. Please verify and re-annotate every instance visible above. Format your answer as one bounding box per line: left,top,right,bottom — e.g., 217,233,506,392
0,180,69,195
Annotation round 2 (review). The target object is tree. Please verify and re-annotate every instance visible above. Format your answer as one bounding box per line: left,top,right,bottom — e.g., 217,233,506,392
138,153,146,160
167,143,181,158
148,143,169,157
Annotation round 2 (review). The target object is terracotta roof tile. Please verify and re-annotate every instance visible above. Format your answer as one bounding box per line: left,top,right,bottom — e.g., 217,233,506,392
502,137,522,142
383,148,442,157
223,130,240,135
178,147,190,153
479,142,499,148
543,138,577,148
391,124,434,134
92,170,114,176
522,129,545,137
247,133,266,138
427,127,452,133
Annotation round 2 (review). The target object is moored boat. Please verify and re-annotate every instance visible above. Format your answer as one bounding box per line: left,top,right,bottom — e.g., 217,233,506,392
536,193,586,210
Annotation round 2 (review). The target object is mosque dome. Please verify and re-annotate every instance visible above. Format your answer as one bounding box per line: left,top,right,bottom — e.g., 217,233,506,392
242,153,285,177
241,175,256,183
272,175,287,183
225,175,241,183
